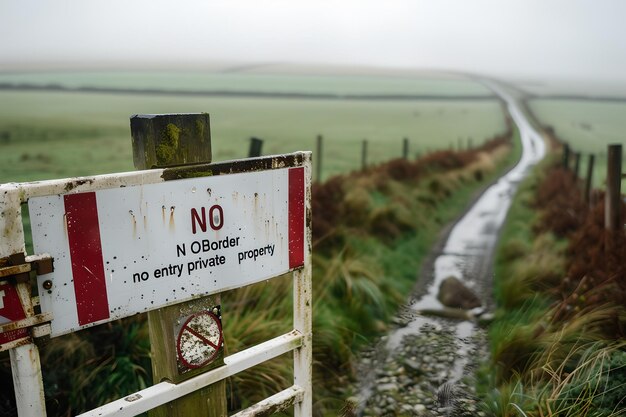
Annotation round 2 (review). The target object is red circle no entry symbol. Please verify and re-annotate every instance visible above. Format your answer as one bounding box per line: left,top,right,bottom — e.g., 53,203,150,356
176,311,223,370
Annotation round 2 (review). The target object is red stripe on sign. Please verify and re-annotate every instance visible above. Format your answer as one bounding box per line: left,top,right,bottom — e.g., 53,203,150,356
64,192,110,326
288,167,305,269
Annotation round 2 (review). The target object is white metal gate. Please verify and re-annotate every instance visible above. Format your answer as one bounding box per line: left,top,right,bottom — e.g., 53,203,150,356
0,152,312,416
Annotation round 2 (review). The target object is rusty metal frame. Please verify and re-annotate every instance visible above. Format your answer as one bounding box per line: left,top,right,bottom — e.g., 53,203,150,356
0,152,312,417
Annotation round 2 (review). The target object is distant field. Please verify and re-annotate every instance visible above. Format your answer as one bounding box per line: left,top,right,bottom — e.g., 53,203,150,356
528,99,626,187
0,89,507,182
0,71,492,97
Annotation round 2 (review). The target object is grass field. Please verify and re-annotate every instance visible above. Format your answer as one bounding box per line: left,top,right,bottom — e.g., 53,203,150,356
0,71,517,414
0,90,507,182
528,98,626,187
0,70,493,96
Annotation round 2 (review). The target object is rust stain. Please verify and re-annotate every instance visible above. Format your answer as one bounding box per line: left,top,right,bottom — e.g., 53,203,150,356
0,320,25,333
169,206,176,231
62,212,69,240
160,153,304,181
253,192,259,214
129,210,137,239
162,205,166,224
9,336,31,350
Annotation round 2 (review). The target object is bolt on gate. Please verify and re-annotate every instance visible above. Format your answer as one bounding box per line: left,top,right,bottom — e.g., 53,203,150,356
0,113,313,417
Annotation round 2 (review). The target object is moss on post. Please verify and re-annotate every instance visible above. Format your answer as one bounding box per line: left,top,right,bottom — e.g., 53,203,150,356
131,113,211,169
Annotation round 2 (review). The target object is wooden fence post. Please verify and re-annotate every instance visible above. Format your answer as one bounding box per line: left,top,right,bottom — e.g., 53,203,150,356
248,137,263,157
585,154,595,205
130,113,227,417
605,144,622,231
362,139,368,170
316,135,323,183
563,143,570,170
574,152,581,179
403,138,409,159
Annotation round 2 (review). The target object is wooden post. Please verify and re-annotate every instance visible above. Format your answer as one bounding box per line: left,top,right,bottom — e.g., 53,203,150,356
130,114,227,417
563,143,570,170
361,139,368,170
316,135,323,183
402,137,409,159
605,144,622,231
131,113,211,169
248,137,263,157
585,154,595,205
574,152,581,179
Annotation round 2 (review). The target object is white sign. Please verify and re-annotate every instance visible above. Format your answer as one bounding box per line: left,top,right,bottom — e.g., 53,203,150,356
29,167,305,337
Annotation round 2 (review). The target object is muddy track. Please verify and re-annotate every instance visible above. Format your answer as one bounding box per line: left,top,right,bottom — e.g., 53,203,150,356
348,81,546,417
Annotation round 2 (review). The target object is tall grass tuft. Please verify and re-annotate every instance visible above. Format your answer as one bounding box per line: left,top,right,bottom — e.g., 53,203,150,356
485,154,626,417
514,341,626,417
489,296,551,382
479,376,533,417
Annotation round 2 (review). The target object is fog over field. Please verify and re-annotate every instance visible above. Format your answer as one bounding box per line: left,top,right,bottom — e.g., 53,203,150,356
1,0,625,185
2,2,626,416
2,0,626,96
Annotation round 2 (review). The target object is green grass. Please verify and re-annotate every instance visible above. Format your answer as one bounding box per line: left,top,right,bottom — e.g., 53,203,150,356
21,130,520,416
0,73,516,414
482,156,626,417
528,99,626,188
21,132,522,415
0,90,507,182
0,70,493,96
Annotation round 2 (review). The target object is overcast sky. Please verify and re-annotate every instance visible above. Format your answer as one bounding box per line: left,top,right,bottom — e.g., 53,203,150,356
1,0,625,85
